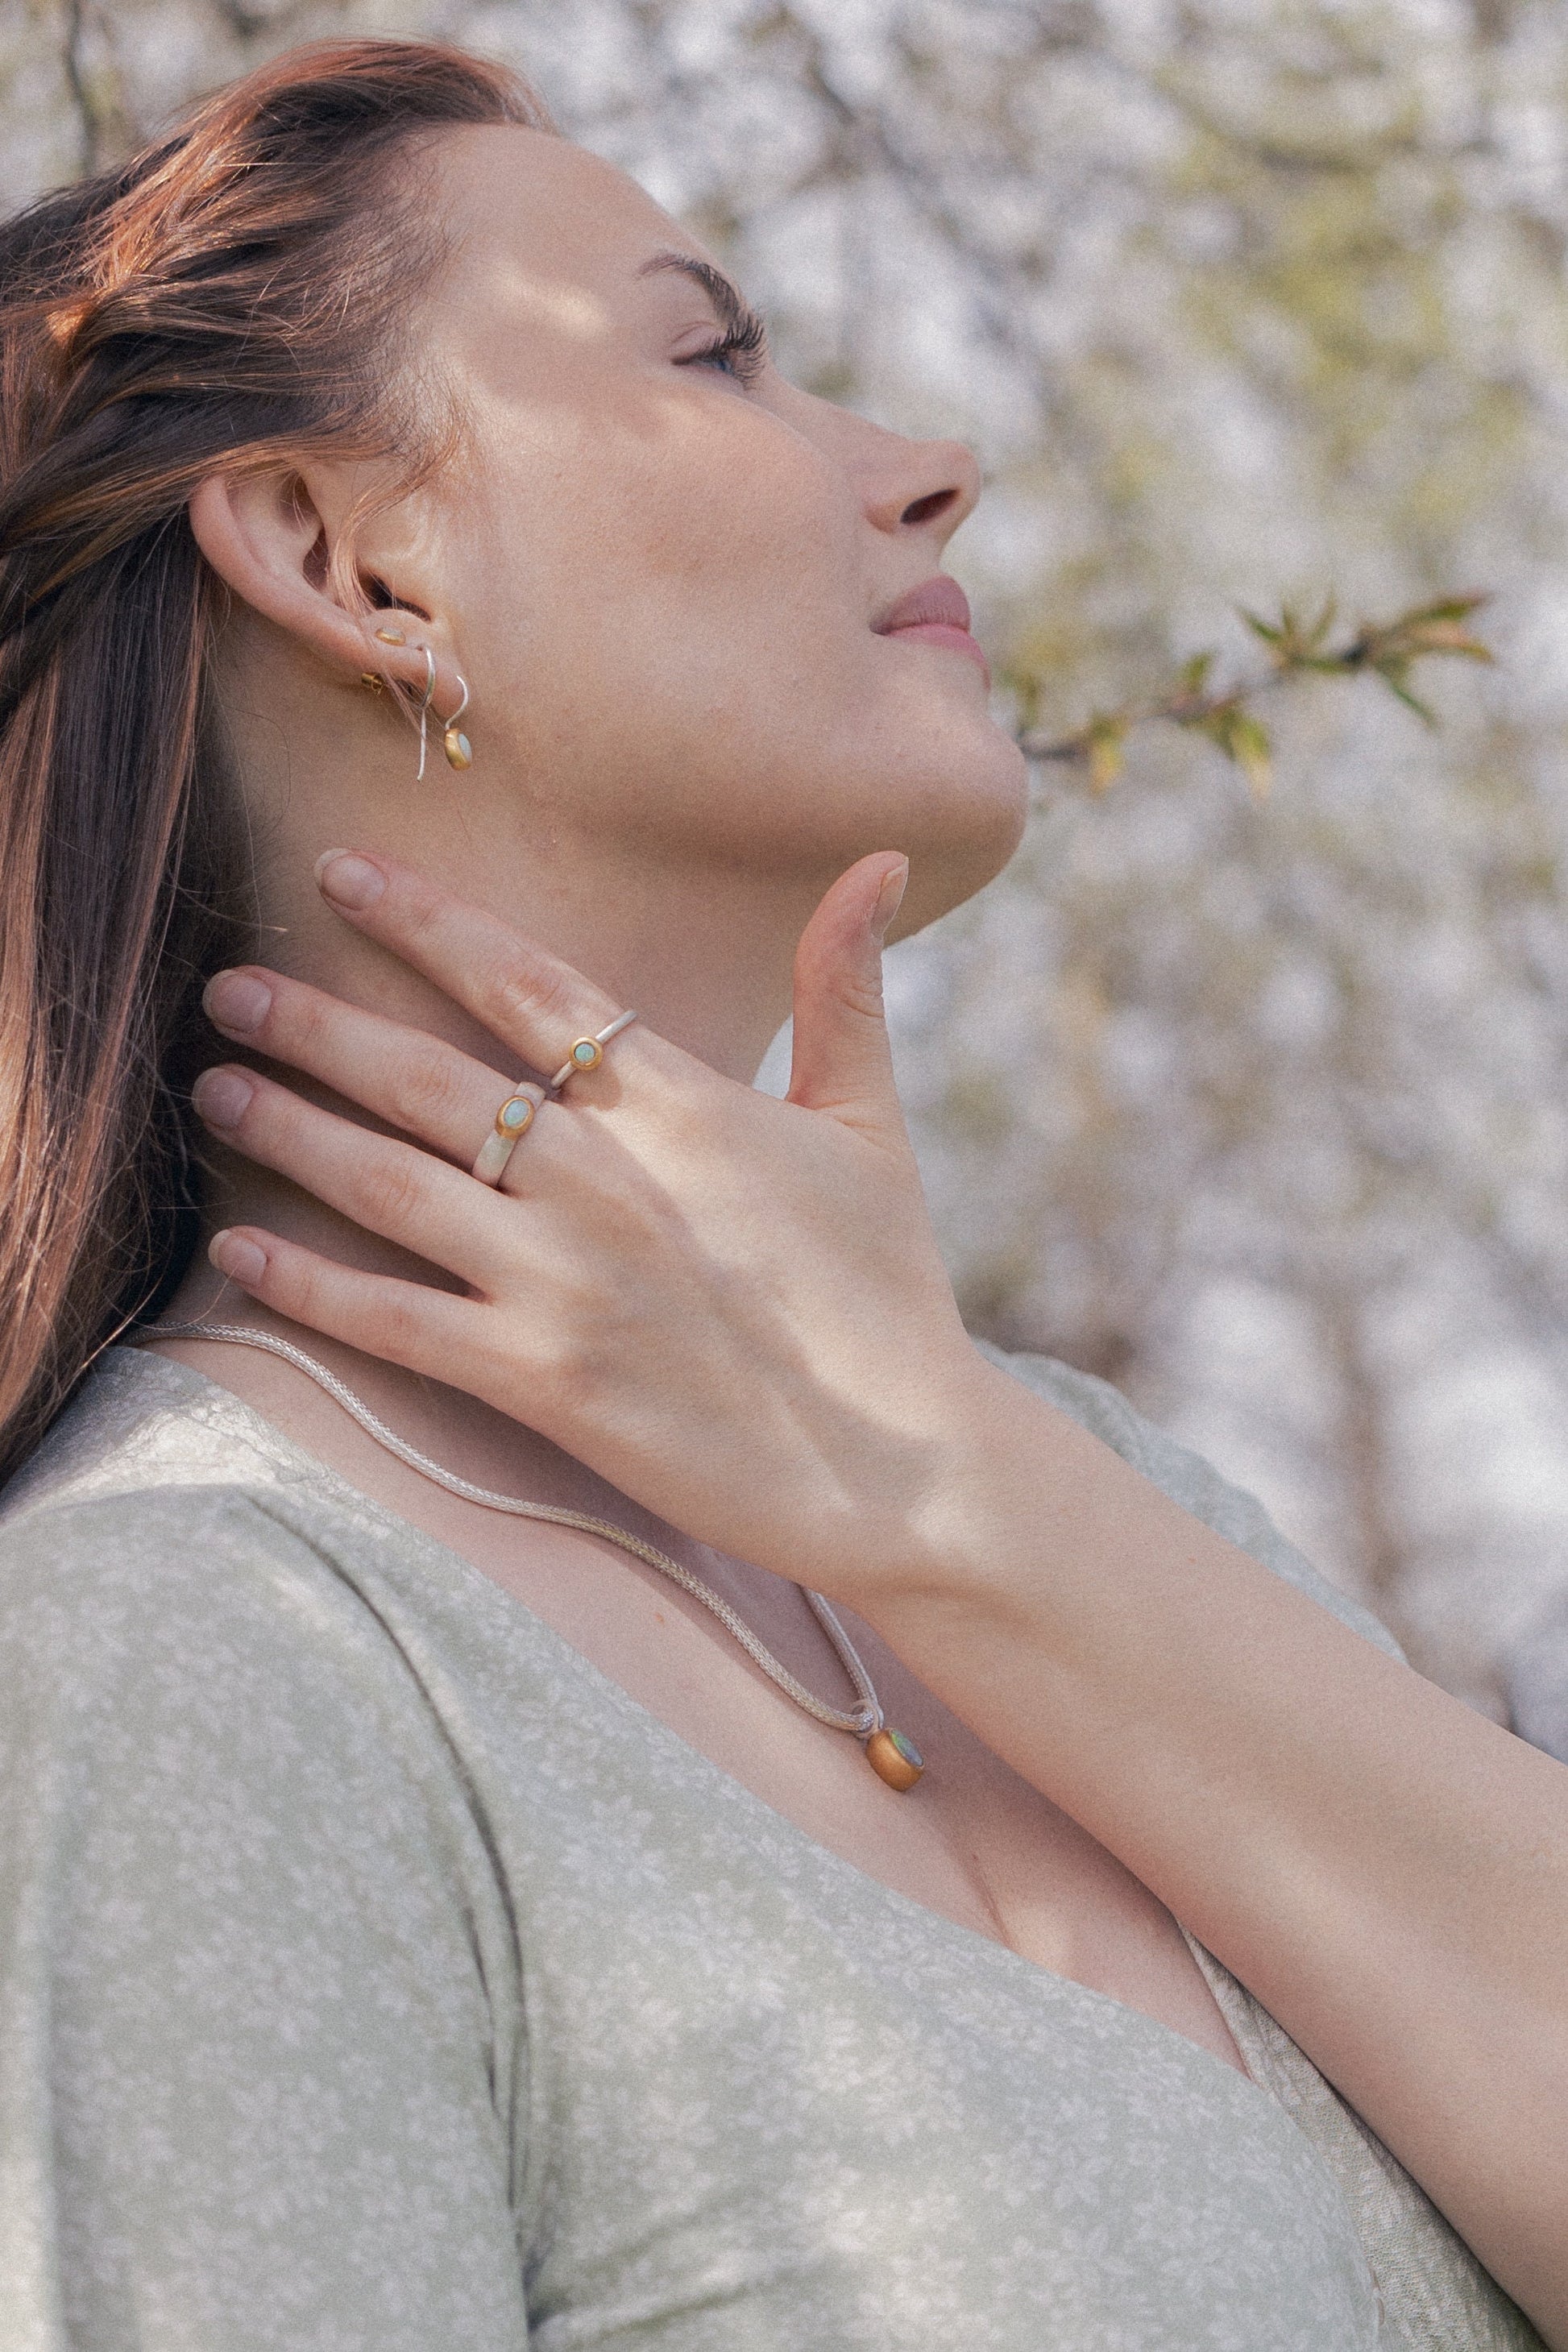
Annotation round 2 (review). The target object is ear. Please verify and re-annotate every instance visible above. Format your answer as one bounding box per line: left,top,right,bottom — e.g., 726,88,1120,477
189,470,381,676
188,469,455,716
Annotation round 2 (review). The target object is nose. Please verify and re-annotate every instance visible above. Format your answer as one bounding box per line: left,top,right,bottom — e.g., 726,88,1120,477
858,425,981,545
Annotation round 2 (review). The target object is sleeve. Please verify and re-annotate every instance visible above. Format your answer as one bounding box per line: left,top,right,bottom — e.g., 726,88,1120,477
0,1490,531,2352
1504,1597,1568,1762
973,1338,1405,1662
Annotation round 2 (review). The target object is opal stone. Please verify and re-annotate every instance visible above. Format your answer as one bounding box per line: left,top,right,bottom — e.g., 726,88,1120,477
573,1039,600,1067
497,1096,533,1135
864,1726,924,1791
443,728,473,771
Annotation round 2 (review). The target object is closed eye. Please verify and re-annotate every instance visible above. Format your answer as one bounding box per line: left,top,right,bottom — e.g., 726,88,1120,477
639,250,769,390
679,315,768,389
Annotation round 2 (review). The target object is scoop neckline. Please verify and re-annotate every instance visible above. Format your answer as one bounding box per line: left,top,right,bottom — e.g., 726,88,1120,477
105,1340,1268,2102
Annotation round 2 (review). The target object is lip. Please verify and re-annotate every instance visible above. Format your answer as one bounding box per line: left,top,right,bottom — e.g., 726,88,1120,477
873,575,990,686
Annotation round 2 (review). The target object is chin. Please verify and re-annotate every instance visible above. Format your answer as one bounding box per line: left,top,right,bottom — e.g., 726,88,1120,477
868,713,1031,935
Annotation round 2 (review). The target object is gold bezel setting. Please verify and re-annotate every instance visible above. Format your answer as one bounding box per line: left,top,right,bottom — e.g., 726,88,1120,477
495,1094,536,1139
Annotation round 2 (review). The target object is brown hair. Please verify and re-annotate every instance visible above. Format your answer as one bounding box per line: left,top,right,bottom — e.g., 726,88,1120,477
0,39,551,1486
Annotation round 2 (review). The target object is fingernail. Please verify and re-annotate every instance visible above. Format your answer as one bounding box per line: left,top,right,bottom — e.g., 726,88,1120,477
209,1230,268,1284
204,970,272,1035
871,859,909,945
192,1068,255,1129
315,851,386,910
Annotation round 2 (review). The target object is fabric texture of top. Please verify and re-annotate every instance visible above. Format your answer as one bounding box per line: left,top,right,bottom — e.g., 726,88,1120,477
0,1342,1541,2352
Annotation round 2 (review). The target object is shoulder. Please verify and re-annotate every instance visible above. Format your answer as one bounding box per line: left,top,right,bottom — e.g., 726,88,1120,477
0,1443,521,2044
0,1438,504,1929
974,1338,1404,1661
0,1454,529,2347
0,1474,371,1688
0,1350,533,1920
0,1478,463,1849
0,1346,404,1712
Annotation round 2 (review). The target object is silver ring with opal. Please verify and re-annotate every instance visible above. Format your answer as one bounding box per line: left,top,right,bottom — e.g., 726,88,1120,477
548,1007,638,1093
471,1084,545,1187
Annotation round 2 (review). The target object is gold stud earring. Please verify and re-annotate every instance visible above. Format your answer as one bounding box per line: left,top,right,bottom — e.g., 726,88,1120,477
374,625,406,646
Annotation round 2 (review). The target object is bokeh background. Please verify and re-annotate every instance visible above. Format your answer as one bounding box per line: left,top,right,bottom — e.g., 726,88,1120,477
15,0,1568,1733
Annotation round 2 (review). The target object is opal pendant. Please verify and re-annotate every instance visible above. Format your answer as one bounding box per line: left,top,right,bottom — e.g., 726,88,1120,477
864,1725,924,1791
444,725,473,770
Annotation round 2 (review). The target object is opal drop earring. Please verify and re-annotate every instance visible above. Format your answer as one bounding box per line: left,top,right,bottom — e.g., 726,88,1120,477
359,631,472,778
440,675,472,770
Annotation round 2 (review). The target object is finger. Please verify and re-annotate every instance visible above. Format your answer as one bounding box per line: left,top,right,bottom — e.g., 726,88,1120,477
313,849,637,1079
191,1064,512,1286
786,854,907,1125
203,964,530,1173
206,1226,489,1388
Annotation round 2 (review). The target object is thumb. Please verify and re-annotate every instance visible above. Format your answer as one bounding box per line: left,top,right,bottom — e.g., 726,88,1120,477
787,852,908,1122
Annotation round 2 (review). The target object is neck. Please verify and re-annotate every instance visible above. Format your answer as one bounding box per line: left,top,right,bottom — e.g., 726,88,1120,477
259,784,813,1084
155,757,818,1536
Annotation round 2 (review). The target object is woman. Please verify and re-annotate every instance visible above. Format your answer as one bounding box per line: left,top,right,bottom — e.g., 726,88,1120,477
0,39,1561,2351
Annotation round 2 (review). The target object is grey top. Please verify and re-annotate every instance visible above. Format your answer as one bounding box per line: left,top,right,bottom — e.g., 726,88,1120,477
1507,1594,1568,1765
0,1343,1538,2352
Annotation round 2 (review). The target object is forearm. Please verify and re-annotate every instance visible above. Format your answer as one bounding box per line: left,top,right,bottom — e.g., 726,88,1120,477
865,1359,1568,2339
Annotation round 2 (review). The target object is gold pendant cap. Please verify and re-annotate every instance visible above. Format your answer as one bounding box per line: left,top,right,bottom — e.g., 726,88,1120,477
865,1726,924,1791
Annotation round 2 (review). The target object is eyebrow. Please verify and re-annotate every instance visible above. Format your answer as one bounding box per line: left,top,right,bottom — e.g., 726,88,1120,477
636,250,767,349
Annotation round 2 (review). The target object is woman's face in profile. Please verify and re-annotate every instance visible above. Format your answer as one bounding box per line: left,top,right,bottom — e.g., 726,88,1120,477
387,125,1029,925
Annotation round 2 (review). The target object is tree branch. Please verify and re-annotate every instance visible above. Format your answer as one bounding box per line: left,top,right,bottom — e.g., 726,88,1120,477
1017,594,1494,794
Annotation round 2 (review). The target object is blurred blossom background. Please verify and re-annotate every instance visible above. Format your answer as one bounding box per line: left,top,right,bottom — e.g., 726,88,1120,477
17,0,1568,1736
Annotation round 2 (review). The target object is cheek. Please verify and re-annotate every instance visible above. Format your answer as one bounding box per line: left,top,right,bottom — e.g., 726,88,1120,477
469,393,865,693
598,438,868,731
448,400,1025,871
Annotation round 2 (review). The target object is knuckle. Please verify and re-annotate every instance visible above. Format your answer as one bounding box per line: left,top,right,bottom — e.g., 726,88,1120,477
365,1287,433,1363
398,879,450,948
269,1247,321,1316
391,1047,471,1133
484,955,577,1042
523,1293,611,1415
248,1236,323,1324
353,1150,427,1233
833,972,886,1023
280,985,333,1059
475,935,585,1039
534,1332,601,1422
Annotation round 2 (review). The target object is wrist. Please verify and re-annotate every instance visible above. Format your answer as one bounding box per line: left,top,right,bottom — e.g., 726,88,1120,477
844,1343,1064,1617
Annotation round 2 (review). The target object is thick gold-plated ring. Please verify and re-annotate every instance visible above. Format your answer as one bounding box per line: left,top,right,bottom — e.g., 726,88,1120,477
471,1086,544,1187
548,1008,638,1093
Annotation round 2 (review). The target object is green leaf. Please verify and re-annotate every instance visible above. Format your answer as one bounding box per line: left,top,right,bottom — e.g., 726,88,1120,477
1397,593,1489,626
1228,711,1273,796
1373,660,1437,726
1085,713,1130,792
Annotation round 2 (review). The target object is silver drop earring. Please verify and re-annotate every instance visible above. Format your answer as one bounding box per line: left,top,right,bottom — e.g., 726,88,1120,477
409,649,473,778
414,645,437,782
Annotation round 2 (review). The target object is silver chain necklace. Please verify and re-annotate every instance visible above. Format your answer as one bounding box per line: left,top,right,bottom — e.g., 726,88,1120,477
154,1321,926,1791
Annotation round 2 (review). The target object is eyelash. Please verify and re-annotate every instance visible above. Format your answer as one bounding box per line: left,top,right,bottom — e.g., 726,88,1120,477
683,318,767,389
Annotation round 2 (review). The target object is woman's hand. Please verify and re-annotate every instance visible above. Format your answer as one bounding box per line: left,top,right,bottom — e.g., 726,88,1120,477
193,846,999,1594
